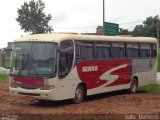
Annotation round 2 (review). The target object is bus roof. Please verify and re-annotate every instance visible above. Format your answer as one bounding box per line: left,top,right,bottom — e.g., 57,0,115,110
15,33,157,43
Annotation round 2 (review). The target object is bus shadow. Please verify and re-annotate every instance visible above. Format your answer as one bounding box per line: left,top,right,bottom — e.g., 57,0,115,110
31,99,73,108
31,90,147,107
85,90,147,102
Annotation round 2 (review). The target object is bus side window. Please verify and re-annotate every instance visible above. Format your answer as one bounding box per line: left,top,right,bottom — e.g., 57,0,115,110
75,41,94,62
151,43,157,57
126,43,139,58
111,42,125,59
95,42,110,60
59,40,74,78
140,43,151,57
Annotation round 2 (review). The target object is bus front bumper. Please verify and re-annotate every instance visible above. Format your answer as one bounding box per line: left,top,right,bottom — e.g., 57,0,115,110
9,87,58,101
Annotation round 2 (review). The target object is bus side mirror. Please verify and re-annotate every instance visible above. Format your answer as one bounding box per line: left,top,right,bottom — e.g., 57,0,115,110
2,49,12,69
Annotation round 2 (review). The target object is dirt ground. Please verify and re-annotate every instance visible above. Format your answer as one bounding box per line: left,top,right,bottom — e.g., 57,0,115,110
0,81,160,120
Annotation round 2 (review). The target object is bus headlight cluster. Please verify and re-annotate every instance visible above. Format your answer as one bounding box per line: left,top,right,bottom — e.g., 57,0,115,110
40,85,55,90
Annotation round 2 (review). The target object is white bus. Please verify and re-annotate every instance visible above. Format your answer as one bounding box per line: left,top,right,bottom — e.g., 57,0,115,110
2,34,157,103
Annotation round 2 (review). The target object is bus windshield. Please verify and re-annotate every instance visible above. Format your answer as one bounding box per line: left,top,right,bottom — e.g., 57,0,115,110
10,42,57,77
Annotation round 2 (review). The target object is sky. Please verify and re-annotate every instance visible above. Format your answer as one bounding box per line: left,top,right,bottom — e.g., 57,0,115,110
0,0,160,48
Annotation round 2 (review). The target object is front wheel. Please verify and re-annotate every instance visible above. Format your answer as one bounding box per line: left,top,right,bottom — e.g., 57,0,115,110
129,78,138,94
72,85,84,104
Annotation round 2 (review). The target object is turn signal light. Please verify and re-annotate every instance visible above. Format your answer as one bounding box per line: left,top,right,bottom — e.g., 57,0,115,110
40,85,55,90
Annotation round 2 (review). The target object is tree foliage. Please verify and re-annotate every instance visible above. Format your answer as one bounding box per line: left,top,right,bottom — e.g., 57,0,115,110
16,0,53,34
132,25,144,36
132,15,159,38
119,28,132,35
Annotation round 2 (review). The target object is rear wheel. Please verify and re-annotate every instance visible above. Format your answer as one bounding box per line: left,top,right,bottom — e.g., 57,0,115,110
129,77,138,94
72,85,84,104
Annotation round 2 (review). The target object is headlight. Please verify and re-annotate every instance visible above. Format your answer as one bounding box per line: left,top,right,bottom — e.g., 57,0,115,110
40,85,55,90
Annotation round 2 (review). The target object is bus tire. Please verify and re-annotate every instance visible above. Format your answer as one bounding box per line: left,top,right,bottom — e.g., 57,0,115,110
72,85,84,104
129,77,138,94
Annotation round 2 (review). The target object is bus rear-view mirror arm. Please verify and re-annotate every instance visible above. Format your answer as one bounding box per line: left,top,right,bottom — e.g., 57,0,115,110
2,48,12,69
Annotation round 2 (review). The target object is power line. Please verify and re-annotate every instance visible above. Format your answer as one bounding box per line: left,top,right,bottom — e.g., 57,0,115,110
120,20,143,25
54,26,97,29
54,20,144,30
0,20,145,33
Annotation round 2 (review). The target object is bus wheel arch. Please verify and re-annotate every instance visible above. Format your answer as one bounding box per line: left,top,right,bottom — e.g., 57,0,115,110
129,76,138,94
72,83,87,104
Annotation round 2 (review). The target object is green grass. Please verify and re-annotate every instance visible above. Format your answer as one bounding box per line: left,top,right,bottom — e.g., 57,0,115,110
158,52,160,72
0,74,9,81
0,60,10,68
0,61,2,67
138,83,160,92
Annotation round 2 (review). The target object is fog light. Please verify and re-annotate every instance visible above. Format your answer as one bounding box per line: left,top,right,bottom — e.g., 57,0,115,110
40,85,55,90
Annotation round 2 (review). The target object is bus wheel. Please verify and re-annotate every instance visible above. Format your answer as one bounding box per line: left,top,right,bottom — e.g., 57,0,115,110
73,85,84,104
129,77,138,94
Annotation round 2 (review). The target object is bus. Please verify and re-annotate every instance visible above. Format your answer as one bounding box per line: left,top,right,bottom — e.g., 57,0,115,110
2,34,157,103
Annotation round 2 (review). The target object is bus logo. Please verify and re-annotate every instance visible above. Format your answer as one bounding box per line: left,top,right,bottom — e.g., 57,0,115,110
82,66,98,72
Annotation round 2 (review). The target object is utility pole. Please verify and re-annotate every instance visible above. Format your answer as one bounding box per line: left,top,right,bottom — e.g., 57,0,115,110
103,0,105,35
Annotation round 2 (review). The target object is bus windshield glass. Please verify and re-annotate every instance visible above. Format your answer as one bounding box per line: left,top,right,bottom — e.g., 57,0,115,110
10,42,57,77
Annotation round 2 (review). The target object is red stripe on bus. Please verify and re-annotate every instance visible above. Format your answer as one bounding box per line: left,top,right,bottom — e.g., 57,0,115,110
14,77,44,86
76,60,131,89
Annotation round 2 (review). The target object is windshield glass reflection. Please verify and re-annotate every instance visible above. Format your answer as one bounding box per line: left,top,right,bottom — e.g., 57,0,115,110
10,42,57,77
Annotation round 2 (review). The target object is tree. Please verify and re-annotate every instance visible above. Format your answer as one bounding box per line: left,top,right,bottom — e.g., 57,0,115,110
16,0,53,34
143,16,158,37
132,25,144,36
132,15,159,38
119,28,132,35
